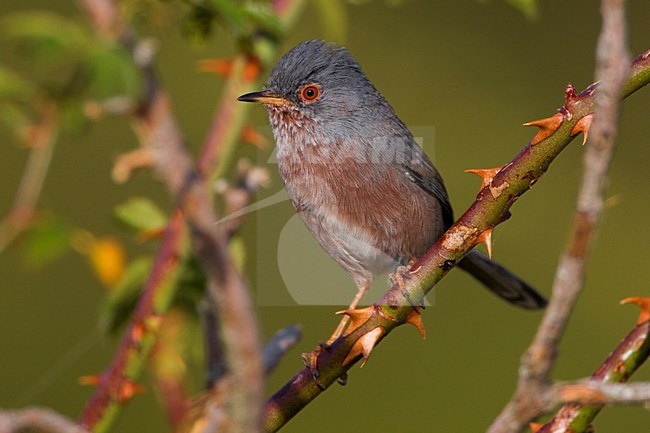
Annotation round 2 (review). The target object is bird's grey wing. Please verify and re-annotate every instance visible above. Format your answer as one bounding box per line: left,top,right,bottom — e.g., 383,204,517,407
398,141,455,229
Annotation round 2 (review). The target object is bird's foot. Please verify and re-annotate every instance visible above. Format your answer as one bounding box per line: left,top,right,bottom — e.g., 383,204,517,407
390,260,425,309
301,343,328,390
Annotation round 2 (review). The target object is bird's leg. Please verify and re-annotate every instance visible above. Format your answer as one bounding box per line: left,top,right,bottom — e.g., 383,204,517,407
326,282,371,345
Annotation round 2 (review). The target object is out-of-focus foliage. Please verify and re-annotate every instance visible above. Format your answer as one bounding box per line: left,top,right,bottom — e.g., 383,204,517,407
114,197,168,233
504,0,538,20
20,214,74,268
476,0,539,20
0,11,142,137
101,256,153,332
175,0,282,44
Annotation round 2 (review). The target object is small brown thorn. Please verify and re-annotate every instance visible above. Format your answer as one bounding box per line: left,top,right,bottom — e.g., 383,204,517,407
79,375,101,387
196,58,233,78
620,297,650,325
529,422,543,433
404,307,426,339
132,322,145,344
523,112,564,145
241,124,269,149
117,380,146,404
464,166,503,190
342,327,384,367
243,56,262,82
570,114,594,145
473,228,493,259
336,306,375,337
136,227,165,241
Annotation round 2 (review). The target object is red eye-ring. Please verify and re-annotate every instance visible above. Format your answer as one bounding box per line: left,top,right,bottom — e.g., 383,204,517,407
299,84,321,103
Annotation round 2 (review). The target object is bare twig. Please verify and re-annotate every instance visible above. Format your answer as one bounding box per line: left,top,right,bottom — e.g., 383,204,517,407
0,104,58,253
0,407,88,433
488,1,631,432
207,324,303,386
558,382,650,406
261,325,302,376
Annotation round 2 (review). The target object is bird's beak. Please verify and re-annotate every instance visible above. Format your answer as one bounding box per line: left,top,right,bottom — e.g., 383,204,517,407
237,90,291,106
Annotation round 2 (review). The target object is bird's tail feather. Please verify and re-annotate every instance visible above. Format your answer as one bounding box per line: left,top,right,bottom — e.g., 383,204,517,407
458,250,547,310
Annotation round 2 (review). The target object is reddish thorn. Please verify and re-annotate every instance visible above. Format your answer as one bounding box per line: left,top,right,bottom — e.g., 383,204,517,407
620,297,650,325
241,124,269,149
464,166,503,190
136,227,165,241
243,57,262,82
336,306,375,337
473,228,493,259
529,422,544,433
132,322,145,344
196,58,233,78
79,375,101,387
523,112,564,145
404,307,426,339
117,381,146,404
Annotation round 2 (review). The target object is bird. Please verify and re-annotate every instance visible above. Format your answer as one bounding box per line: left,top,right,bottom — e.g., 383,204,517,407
238,40,546,343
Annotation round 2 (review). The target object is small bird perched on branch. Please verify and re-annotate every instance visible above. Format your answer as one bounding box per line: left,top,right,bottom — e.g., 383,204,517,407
238,40,546,343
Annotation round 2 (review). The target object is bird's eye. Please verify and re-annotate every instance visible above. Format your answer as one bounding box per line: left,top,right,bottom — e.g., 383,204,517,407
299,84,321,103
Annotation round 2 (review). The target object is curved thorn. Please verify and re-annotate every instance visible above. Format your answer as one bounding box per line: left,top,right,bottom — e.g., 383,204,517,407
473,228,493,259
523,112,564,145
465,166,503,190
335,306,375,336
620,297,650,325
404,307,426,339
570,114,594,145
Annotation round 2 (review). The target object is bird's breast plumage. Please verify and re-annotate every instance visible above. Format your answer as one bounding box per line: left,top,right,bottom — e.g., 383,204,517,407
271,114,446,282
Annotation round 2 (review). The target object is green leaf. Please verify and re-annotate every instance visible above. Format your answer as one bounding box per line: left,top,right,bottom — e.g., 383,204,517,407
242,3,283,39
209,0,247,35
0,66,38,100
181,4,216,42
503,0,538,20
0,102,33,138
21,214,73,268
114,197,168,232
85,44,142,99
0,11,90,61
315,0,348,43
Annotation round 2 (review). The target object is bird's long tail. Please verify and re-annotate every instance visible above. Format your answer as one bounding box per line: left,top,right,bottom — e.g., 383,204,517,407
458,250,547,309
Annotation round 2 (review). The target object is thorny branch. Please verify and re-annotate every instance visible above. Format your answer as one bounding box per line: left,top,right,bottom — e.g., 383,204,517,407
0,104,58,253
488,1,631,432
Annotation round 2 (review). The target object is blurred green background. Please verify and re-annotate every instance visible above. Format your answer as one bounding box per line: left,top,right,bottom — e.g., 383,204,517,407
2,0,650,432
